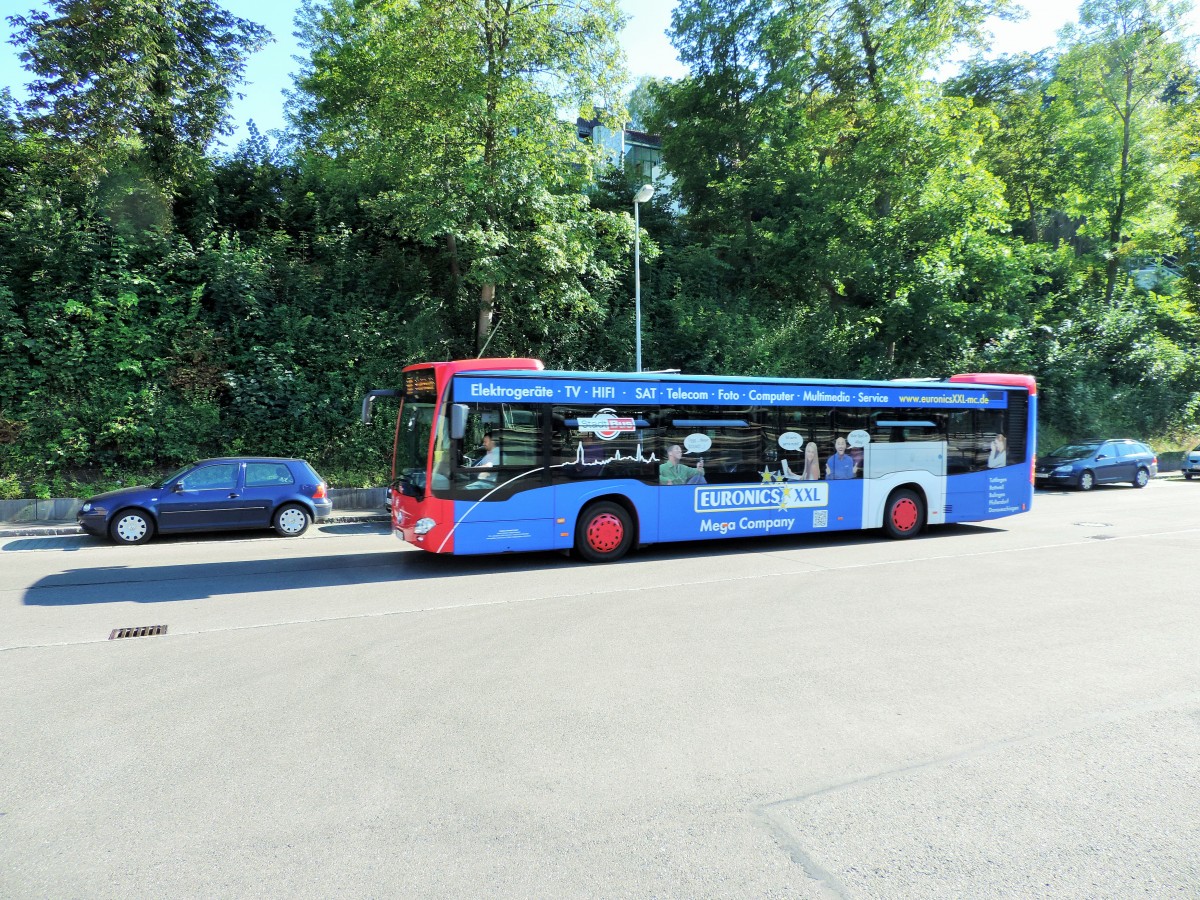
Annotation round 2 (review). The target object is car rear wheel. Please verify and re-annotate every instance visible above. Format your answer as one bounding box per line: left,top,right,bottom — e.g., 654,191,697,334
882,489,925,540
273,504,311,537
1078,470,1095,491
575,501,633,563
1133,467,1150,488
110,509,154,545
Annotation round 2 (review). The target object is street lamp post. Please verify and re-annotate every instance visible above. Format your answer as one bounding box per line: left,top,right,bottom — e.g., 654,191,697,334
633,184,654,372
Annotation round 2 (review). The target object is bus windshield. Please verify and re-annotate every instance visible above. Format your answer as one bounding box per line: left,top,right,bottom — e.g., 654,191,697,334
395,399,436,493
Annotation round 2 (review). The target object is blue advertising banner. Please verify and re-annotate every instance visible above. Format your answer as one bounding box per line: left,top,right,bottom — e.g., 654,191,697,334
454,374,1008,410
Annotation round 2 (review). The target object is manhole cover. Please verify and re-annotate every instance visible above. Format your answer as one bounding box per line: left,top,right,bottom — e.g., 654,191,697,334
109,625,168,640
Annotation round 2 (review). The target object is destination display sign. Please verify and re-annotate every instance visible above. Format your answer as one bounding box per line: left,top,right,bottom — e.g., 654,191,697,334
453,375,1009,410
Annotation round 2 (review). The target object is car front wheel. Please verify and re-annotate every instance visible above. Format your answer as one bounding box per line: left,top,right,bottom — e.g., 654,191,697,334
1078,470,1095,491
273,504,311,537
1133,467,1150,488
110,510,154,545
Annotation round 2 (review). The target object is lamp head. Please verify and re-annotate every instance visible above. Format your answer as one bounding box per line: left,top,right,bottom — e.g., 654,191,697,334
633,184,654,204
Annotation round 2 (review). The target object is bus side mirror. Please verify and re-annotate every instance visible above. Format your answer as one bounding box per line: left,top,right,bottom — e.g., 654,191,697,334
361,389,400,425
450,404,469,441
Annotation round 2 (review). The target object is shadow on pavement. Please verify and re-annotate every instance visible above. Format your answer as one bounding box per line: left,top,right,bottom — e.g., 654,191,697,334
3,521,389,553
2,535,94,553
22,550,573,606
21,522,1004,607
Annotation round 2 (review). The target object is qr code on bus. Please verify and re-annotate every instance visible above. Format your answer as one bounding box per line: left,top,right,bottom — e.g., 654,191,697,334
813,509,828,528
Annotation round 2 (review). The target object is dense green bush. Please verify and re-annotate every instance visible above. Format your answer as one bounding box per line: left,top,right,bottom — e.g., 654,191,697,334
4,0,1200,496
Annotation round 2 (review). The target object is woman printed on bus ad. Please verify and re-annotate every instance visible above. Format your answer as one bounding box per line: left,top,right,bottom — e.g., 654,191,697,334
782,441,822,481
987,432,1007,468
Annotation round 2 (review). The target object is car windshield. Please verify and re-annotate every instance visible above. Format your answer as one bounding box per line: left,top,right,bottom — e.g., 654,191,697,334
153,464,194,489
1049,443,1101,459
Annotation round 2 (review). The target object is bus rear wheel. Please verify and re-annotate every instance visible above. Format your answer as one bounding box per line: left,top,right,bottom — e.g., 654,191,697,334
575,501,633,563
883,489,924,540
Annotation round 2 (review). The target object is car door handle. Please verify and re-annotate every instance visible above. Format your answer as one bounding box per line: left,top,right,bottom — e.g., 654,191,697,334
229,493,239,498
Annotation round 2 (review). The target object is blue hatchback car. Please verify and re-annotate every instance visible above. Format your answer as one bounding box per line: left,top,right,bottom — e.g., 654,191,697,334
77,457,334,544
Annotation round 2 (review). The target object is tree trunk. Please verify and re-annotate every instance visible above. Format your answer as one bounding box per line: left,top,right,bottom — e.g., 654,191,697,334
1105,71,1134,305
1025,183,1038,244
475,283,496,355
446,233,461,296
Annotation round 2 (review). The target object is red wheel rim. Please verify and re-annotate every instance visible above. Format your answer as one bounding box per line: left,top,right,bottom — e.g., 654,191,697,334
891,498,918,532
586,513,625,553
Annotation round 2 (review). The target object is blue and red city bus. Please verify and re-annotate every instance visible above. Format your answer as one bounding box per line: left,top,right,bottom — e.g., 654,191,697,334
362,359,1036,562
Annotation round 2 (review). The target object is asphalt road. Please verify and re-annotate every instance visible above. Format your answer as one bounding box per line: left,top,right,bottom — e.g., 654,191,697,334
2,481,1199,899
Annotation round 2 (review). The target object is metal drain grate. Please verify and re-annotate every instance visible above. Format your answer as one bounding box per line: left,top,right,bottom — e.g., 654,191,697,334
109,625,168,640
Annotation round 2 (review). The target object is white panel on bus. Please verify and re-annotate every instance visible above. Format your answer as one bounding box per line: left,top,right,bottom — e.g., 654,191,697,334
860,441,948,528
865,441,946,478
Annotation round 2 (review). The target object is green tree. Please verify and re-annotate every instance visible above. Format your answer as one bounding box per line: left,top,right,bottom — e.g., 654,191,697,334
650,0,1030,377
945,52,1074,244
1056,0,1192,302
8,0,270,198
291,0,630,355
627,75,666,131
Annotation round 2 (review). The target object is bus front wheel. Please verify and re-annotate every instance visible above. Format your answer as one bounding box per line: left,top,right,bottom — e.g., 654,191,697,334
883,489,924,540
575,502,634,563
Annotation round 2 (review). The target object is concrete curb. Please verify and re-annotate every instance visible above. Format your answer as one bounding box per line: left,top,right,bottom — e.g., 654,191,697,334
0,512,390,539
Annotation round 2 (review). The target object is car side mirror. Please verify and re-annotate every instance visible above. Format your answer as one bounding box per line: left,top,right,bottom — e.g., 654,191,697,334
171,482,184,493
1095,453,1107,460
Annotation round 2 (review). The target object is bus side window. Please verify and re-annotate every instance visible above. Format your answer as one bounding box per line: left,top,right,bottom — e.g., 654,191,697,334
947,410,1003,473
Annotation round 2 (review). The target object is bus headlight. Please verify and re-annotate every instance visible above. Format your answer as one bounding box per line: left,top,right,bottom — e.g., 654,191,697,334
414,517,436,535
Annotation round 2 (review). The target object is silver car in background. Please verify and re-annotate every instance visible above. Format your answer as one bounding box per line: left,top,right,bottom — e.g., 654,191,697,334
1184,444,1200,480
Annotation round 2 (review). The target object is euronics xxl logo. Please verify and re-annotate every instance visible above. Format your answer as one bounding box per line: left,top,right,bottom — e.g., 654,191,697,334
694,483,829,513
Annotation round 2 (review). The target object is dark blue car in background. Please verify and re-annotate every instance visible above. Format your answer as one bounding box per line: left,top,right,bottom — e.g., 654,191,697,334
77,457,333,544
1034,439,1158,491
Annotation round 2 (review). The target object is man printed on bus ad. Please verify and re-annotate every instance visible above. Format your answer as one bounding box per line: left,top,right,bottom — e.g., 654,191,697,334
660,444,706,485
826,436,858,479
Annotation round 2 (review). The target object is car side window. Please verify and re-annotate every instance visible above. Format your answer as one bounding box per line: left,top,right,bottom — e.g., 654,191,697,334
1114,442,1130,458
179,463,238,491
1097,442,1114,458
246,463,295,487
